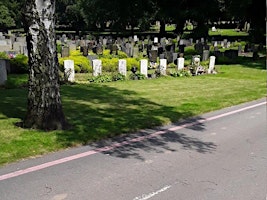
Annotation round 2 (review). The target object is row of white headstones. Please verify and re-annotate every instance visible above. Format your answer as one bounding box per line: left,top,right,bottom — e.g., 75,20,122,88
63,56,216,82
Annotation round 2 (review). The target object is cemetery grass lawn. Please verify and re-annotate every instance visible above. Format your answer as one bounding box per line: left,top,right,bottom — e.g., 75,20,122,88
209,29,249,37
0,64,266,166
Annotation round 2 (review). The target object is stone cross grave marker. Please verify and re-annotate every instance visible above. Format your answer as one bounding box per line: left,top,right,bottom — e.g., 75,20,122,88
118,59,127,76
0,59,7,85
92,59,102,76
177,57,184,70
64,60,75,82
140,59,148,77
208,56,216,74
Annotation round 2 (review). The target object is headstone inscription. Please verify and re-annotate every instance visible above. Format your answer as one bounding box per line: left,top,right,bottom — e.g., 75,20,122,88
140,59,148,77
118,59,127,76
92,59,102,77
64,60,75,82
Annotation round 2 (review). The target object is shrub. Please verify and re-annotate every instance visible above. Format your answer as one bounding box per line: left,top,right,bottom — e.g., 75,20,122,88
10,54,28,74
101,58,119,72
59,50,91,73
0,52,9,59
126,58,140,71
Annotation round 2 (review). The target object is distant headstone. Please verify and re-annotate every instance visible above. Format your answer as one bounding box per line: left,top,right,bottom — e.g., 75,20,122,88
61,46,70,57
172,53,178,63
64,60,75,82
211,26,217,32
149,50,158,63
140,59,148,77
134,35,138,42
159,59,167,75
0,59,7,85
133,46,139,58
226,41,231,48
153,37,158,43
159,53,165,59
177,57,185,70
166,51,173,64
92,59,102,76
118,59,127,76
202,50,210,61
208,56,216,74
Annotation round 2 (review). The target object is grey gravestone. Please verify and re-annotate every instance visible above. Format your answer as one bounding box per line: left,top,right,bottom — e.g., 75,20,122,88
159,54,165,59
149,50,158,63
133,46,139,58
159,59,167,75
238,45,242,53
202,50,210,61
166,51,173,64
140,59,148,77
61,46,70,57
87,55,98,66
92,59,102,76
172,53,178,63
64,60,75,82
208,56,216,74
0,59,7,85
177,57,184,70
118,59,127,76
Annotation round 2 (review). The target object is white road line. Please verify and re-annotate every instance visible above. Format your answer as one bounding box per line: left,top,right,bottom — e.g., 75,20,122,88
133,185,172,200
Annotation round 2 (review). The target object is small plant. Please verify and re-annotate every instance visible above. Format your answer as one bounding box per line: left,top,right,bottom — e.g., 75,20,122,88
112,73,126,81
129,72,146,80
88,74,113,83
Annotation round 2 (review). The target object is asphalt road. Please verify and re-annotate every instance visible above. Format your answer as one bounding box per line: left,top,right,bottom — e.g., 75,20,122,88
0,99,266,200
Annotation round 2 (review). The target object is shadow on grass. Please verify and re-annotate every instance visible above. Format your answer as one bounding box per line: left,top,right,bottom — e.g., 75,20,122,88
237,56,266,70
0,84,216,160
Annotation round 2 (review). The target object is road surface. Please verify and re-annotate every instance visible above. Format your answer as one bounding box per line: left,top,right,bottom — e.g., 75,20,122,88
0,99,266,200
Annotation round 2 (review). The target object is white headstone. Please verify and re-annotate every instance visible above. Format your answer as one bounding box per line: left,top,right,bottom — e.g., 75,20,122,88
211,26,217,32
214,41,218,47
177,57,185,70
159,59,167,75
226,41,231,48
92,59,102,76
154,37,158,43
64,60,75,82
140,59,148,77
134,35,138,42
0,60,7,85
208,56,216,74
118,59,127,76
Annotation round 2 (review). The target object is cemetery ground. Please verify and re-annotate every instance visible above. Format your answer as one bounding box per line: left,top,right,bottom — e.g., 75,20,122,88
0,56,266,166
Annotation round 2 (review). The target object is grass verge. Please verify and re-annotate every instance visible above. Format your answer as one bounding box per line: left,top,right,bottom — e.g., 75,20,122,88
0,63,266,166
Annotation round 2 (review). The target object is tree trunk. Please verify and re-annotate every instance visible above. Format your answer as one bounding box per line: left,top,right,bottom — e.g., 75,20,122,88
24,0,69,130
159,20,166,35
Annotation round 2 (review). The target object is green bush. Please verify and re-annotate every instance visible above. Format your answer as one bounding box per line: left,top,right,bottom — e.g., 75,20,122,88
59,50,91,73
101,58,119,72
0,52,9,59
126,58,140,71
10,54,29,74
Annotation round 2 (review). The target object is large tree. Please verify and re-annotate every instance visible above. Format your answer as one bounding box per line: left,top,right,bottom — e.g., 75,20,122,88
23,0,69,130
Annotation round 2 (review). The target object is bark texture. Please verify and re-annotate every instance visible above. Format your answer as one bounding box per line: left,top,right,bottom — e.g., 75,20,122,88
24,0,68,130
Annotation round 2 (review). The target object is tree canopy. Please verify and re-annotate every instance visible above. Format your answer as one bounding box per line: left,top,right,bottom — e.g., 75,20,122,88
2,0,265,41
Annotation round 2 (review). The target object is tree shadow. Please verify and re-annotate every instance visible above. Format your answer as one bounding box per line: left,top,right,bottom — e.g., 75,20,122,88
0,84,216,160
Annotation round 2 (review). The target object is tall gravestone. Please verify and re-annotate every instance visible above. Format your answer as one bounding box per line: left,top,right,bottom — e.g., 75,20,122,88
159,59,167,75
140,59,148,77
118,59,127,76
177,57,185,70
63,60,75,82
208,56,216,74
0,59,7,85
92,59,102,76
202,50,210,61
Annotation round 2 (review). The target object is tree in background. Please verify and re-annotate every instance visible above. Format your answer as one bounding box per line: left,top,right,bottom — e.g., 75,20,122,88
23,0,69,130
0,4,15,31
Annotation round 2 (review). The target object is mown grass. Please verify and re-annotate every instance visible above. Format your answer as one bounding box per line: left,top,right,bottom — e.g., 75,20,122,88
0,60,266,166
209,29,249,37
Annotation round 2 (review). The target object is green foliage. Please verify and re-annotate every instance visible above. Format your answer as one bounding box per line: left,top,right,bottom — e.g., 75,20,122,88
126,58,140,71
59,50,91,73
88,73,125,83
129,72,147,80
99,50,128,59
169,69,192,77
10,54,28,74
101,58,119,72
0,52,9,59
0,4,15,29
